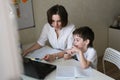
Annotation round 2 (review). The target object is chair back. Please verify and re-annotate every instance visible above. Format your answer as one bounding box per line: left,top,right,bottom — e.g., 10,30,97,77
102,47,120,74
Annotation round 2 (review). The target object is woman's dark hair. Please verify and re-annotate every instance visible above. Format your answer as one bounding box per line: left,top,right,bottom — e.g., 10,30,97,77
73,26,95,47
47,4,68,27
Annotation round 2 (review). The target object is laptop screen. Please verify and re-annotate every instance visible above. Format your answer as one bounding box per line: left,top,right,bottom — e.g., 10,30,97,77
23,58,56,79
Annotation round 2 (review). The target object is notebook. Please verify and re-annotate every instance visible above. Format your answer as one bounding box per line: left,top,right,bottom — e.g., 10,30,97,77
26,46,61,59
56,66,92,79
23,58,56,79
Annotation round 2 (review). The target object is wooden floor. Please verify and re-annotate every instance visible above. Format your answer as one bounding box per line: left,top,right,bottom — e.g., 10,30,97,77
97,56,120,80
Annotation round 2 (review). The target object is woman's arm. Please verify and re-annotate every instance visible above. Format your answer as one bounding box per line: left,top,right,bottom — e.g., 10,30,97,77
43,51,65,62
23,42,42,56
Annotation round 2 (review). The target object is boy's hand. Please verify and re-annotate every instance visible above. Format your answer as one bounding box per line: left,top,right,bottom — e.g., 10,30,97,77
65,49,73,54
71,46,82,54
71,46,81,53
63,49,73,59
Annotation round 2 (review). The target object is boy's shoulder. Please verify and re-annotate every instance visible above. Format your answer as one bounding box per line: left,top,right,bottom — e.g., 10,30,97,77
87,47,96,53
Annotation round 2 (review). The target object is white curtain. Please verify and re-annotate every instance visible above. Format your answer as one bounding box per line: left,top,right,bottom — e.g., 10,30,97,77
0,0,22,80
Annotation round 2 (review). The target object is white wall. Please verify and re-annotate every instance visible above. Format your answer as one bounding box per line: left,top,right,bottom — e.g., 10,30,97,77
109,28,120,51
19,0,120,56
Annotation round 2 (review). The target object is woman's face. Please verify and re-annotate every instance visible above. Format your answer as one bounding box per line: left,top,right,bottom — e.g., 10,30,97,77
51,14,62,30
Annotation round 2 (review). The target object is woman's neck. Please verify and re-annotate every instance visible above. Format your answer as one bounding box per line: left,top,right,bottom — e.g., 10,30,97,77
55,29,60,39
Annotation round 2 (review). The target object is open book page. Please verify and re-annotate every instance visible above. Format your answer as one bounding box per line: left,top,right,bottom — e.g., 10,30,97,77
26,46,61,59
74,66,90,78
56,66,75,79
56,66,92,79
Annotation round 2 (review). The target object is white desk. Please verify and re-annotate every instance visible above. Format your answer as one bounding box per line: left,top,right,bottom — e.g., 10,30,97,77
22,46,115,80
22,58,115,80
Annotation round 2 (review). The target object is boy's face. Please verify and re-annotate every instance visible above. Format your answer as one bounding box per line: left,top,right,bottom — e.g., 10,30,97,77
73,34,88,49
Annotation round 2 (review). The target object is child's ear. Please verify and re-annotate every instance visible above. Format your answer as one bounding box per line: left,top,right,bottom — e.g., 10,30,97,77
86,39,90,45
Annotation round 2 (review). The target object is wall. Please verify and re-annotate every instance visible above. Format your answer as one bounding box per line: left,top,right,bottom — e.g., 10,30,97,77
109,28,120,51
19,0,120,57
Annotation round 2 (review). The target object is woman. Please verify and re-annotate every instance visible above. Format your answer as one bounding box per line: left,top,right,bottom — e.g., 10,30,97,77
23,4,75,61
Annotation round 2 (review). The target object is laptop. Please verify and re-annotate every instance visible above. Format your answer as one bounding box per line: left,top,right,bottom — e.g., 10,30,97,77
23,58,56,79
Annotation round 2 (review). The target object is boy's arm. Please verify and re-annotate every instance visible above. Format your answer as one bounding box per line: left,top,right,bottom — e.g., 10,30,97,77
78,51,91,69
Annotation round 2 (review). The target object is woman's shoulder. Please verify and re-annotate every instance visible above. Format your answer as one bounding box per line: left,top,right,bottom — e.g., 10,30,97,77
43,23,53,30
44,23,51,28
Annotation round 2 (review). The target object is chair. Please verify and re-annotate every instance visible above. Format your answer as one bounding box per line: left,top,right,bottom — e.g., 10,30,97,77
102,47,120,74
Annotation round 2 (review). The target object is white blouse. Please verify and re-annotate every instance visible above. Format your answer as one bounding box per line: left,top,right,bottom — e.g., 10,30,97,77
37,23,75,50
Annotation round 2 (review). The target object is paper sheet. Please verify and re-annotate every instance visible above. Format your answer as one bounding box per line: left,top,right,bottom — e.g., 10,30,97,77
26,46,61,59
56,66,75,79
56,66,92,79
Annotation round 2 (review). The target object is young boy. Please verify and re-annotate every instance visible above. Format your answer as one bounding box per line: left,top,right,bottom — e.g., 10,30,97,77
64,26,97,69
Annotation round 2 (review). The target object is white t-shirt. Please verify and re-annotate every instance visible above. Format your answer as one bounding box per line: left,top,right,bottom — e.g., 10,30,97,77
37,23,75,50
76,47,97,69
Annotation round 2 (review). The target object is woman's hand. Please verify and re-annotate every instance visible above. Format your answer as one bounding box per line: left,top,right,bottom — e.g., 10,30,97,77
43,54,56,62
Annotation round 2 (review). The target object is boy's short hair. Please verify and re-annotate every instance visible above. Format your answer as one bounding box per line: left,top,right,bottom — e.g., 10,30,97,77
73,26,94,47
47,4,68,27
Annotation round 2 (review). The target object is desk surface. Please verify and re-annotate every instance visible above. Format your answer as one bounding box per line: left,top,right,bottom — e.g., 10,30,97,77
22,46,115,80
22,58,115,80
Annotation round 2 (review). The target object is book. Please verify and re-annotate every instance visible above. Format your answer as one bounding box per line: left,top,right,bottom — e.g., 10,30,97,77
25,46,61,60
56,66,92,79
